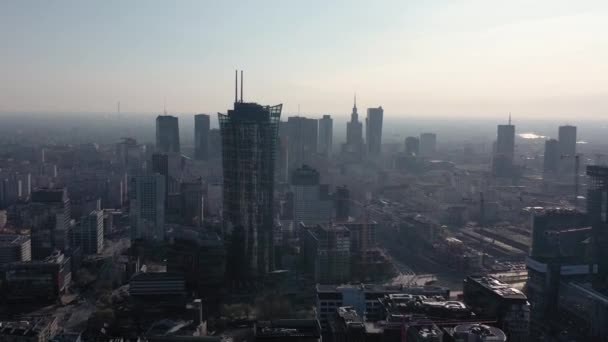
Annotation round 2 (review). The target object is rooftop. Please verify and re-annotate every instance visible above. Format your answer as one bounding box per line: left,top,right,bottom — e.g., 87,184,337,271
255,319,321,338
467,275,527,300
0,234,29,246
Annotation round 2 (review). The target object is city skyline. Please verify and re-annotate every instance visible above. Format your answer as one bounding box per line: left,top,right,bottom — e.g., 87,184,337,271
1,1,608,118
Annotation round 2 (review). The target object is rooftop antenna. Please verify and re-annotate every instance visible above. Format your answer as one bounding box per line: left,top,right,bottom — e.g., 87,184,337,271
508,112,512,125
117,101,120,114
240,70,243,103
234,69,238,104
298,104,301,115
163,98,167,115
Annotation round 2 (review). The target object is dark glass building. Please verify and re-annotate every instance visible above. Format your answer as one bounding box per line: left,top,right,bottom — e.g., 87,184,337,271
493,123,515,178
155,115,180,153
543,138,559,176
219,101,281,280
194,114,210,160
366,106,383,155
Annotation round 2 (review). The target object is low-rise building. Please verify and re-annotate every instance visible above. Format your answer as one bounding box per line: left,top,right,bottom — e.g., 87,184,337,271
0,317,58,342
0,234,31,265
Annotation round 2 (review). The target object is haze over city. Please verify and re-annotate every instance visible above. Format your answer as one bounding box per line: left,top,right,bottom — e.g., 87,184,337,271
2,0,608,117
2,2,608,342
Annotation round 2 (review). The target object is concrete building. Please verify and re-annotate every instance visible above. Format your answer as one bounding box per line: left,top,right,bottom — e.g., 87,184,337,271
166,227,225,296
0,317,59,342
156,115,180,153
366,106,383,155
405,137,420,157
334,186,350,222
194,114,210,161
315,284,450,331
180,181,204,226
28,188,71,258
558,125,577,176
129,174,166,241
453,324,507,342
543,138,559,176
255,320,321,342
0,234,31,265
419,133,437,158
72,210,104,255
463,275,529,342
290,165,332,225
1,252,71,303
302,224,351,284
318,115,333,157
219,97,281,280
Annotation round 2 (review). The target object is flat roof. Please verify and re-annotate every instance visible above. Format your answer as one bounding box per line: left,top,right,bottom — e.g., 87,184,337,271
466,275,527,300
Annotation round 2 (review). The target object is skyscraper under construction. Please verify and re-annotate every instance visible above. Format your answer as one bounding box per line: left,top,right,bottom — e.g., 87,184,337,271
219,71,281,281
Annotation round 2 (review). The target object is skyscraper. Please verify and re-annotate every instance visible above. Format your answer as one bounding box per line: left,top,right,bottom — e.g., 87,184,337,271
318,115,333,157
405,136,420,156
343,95,364,157
219,74,281,279
287,116,318,171
290,165,332,225
156,115,180,153
194,114,210,160
493,118,515,178
129,174,166,241
586,165,608,289
73,210,104,255
558,125,577,176
419,133,437,157
543,139,559,176
366,106,383,155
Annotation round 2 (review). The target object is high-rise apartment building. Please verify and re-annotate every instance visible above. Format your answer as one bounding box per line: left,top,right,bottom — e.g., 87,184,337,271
156,115,180,153
287,116,318,171
493,120,515,177
586,165,608,289
318,115,333,157
129,174,166,241
366,107,383,155
302,224,351,284
219,88,281,279
290,165,332,225
194,114,210,160
419,133,437,157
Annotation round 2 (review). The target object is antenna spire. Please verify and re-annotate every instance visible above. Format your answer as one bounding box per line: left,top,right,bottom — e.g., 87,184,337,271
163,98,167,115
240,70,243,103
234,70,238,104
509,112,512,125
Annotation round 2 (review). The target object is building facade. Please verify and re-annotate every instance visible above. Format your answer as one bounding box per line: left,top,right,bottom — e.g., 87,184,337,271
419,133,437,157
129,174,166,241
194,114,210,160
318,115,333,157
366,107,383,155
72,210,104,255
286,116,318,172
291,165,332,225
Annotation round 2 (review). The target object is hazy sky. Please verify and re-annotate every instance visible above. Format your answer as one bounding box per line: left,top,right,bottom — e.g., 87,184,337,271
1,0,607,118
